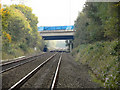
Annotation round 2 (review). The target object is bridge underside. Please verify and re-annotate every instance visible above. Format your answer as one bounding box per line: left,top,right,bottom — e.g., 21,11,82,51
42,35,74,40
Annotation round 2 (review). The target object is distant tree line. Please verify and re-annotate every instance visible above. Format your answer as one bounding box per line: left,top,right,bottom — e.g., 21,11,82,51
74,2,119,48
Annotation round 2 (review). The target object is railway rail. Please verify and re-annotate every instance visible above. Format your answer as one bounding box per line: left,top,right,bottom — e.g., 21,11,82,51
8,52,62,90
50,53,62,90
0,52,46,74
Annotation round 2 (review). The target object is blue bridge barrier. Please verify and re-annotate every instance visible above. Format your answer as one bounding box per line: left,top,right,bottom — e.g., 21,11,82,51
38,25,74,31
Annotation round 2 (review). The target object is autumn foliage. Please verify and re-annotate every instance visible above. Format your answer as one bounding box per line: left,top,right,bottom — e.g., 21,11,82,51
2,5,44,59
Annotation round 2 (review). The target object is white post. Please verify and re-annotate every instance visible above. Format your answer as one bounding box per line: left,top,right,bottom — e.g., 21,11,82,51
70,43,72,53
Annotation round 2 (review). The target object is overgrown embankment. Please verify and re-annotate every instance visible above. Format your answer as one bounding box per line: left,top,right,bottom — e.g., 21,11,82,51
1,4,45,60
70,2,120,88
72,40,119,88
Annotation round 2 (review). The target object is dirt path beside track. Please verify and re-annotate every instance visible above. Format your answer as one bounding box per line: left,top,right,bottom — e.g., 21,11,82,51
56,53,100,88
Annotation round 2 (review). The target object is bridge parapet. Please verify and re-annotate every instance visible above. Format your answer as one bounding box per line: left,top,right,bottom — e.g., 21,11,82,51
38,30,75,33
38,25,74,31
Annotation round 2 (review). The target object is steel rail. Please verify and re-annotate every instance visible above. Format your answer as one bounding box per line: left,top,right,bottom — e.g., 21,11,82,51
50,53,62,90
0,57,37,74
0,52,46,66
8,52,58,90
0,52,46,74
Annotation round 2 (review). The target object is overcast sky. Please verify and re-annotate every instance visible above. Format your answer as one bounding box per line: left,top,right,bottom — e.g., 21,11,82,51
27,0,86,26
2,0,86,26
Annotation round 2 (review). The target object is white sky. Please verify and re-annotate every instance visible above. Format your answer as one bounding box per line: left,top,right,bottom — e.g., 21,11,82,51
2,0,86,26
27,0,86,26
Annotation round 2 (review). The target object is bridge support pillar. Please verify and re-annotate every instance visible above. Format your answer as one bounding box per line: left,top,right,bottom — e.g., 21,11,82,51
69,40,73,53
70,43,72,52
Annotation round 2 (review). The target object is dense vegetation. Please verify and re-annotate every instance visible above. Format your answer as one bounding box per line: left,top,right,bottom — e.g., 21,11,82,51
2,4,45,59
0,4,2,60
72,2,119,88
74,2,119,46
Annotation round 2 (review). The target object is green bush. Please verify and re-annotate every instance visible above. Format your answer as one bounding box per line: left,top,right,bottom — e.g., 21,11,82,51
19,43,28,52
72,40,119,88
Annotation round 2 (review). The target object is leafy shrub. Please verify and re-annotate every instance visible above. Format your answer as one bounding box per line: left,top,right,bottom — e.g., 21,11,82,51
72,40,119,88
19,43,27,52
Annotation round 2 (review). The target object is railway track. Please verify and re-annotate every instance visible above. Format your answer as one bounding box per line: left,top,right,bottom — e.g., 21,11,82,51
7,52,62,89
2,52,62,89
0,52,47,74
50,53,62,90
2,52,100,89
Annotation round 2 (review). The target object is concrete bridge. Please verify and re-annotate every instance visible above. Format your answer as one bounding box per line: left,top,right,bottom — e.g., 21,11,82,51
39,30,75,40
38,25,75,52
38,25,75,40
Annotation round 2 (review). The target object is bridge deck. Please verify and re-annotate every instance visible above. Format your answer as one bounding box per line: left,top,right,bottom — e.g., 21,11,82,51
39,30,75,40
